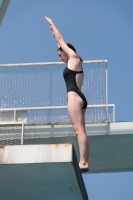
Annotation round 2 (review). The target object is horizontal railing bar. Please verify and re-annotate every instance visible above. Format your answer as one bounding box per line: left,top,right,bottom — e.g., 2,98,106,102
83,60,108,64
0,60,108,68
0,104,114,111
88,104,114,108
0,122,23,125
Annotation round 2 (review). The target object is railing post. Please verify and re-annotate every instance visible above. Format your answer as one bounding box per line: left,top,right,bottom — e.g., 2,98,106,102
105,62,108,122
21,122,24,145
113,104,115,122
14,109,16,122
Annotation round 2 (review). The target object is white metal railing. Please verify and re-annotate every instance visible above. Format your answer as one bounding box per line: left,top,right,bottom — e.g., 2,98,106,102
0,60,109,121
0,60,108,68
0,104,115,123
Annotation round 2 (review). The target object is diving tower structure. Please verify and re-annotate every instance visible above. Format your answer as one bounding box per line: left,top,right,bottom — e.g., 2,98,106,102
0,0,10,25
0,60,133,200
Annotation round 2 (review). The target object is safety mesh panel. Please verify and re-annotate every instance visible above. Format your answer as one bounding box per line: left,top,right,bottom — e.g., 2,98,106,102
0,62,108,123
0,125,22,146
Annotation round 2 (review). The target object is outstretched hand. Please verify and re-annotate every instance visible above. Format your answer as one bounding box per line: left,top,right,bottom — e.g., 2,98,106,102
45,16,55,36
45,16,54,25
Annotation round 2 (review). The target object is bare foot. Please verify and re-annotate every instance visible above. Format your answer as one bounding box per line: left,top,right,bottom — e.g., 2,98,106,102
79,162,90,172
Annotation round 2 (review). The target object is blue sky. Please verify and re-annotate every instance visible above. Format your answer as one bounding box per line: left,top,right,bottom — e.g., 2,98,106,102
0,0,133,199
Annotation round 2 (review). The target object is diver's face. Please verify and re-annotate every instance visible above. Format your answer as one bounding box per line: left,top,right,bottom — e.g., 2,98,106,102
58,50,68,63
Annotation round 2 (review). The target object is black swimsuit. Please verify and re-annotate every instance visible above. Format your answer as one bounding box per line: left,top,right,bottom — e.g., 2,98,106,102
63,66,87,109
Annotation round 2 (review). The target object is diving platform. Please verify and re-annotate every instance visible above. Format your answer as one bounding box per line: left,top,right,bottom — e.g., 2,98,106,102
22,121,133,173
0,121,133,173
0,144,88,200
0,121,133,200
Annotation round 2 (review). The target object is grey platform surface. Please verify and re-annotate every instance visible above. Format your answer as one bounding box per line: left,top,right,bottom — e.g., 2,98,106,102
0,163,87,200
0,144,88,200
24,134,133,173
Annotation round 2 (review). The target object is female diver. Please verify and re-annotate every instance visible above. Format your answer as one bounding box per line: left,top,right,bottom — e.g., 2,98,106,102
45,16,90,172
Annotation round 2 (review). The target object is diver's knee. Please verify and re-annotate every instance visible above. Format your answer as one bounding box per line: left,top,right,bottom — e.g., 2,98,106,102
73,126,85,136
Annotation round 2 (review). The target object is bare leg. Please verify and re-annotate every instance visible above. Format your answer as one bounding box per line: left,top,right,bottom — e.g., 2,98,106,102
67,92,90,170
81,109,90,165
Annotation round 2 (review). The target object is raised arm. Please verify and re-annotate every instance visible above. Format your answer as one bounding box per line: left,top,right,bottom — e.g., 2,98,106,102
45,16,78,60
